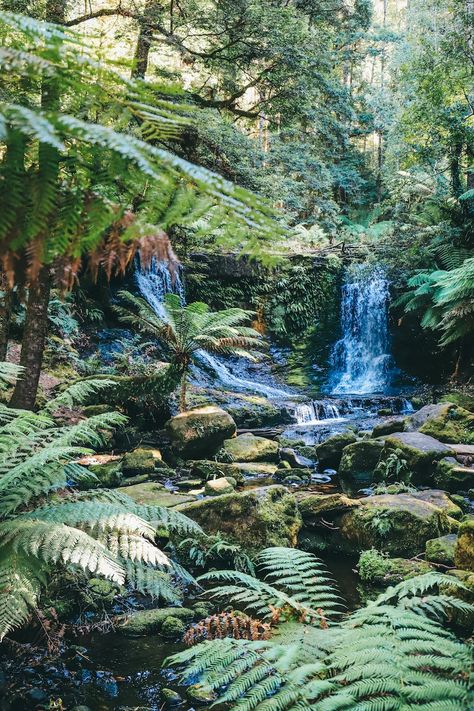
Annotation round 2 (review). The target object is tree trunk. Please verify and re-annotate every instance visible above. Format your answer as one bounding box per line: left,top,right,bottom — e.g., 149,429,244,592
0,274,12,361
132,0,160,78
450,142,464,197
179,372,188,412
10,266,51,409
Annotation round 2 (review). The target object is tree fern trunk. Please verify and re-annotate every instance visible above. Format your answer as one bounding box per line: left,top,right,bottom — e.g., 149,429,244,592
10,266,51,409
179,372,188,412
0,275,12,361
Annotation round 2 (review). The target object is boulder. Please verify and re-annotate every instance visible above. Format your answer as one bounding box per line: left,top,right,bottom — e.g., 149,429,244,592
78,459,123,489
339,440,384,494
454,519,474,571
279,447,314,469
204,477,235,496
407,403,448,431
316,431,357,469
434,457,474,493
425,534,457,565
440,392,474,412
340,490,461,556
166,406,236,458
117,607,194,636
372,417,407,438
418,403,474,445
117,482,195,507
382,432,452,482
219,432,279,463
176,485,301,551
357,549,432,587
190,460,245,485
274,468,311,483
122,447,163,476
298,492,359,521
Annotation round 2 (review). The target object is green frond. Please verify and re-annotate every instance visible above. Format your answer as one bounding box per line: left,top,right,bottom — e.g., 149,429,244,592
45,379,123,411
0,362,23,384
125,560,183,603
0,545,45,641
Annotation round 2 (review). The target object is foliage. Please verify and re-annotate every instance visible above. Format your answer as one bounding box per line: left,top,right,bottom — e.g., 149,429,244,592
0,371,198,640
178,532,255,576
357,548,392,583
374,448,412,483
116,291,265,410
169,554,473,711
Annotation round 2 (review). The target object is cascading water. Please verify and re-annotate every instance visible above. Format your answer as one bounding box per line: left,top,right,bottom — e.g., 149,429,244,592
135,259,292,400
328,265,394,395
294,400,342,425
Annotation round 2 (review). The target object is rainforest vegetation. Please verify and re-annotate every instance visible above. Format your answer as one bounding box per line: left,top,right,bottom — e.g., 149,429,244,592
0,0,473,709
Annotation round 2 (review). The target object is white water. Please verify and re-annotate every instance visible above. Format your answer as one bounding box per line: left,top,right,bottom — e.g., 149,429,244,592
294,400,343,425
329,265,393,394
135,259,292,400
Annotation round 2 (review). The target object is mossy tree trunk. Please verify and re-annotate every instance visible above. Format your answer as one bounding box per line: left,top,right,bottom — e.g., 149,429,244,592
179,371,188,413
0,274,13,361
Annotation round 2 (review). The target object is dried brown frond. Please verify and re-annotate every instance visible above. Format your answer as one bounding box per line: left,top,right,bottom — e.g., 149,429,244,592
184,611,271,646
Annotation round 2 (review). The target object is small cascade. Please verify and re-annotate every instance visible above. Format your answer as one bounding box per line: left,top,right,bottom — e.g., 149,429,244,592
135,257,185,318
328,264,394,395
294,400,342,425
134,258,292,400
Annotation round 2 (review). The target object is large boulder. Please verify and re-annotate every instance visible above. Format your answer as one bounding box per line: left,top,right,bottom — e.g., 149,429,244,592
425,534,457,565
122,447,163,476
316,431,357,469
418,403,474,445
434,457,474,493
407,403,448,431
117,481,195,507
177,485,301,551
166,406,236,458
204,477,235,496
298,492,359,521
372,417,407,438
219,432,279,463
454,520,474,571
340,490,461,556
382,432,452,483
338,440,384,494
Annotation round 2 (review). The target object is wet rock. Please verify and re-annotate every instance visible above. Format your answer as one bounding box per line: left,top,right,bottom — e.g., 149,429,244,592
204,477,235,496
340,490,461,556
425,534,457,565
176,485,301,551
298,492,359,520
434,457,474,493
357,549,432,587
454,519,474,571
117,607,194,636
372,417,407,438
339,440,384,494
407,403,449,431
219,432,279,463
123,448,162,476
83,578,119,609
279,447,314,469
316,431,357,469
440,392,474,412
162,688,182,705
277,460,292,470
166,406,236,458
382,432,452,482
117,482,196,507
190,460,245,485
79,460,123,489
274,467,311,483
186,685,215,704
418,403,474,445
161,615,187,639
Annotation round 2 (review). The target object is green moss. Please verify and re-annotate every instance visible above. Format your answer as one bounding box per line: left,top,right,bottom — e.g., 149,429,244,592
166,406,237,458
434,457,474,493
454,519,474,571
425,534,457,565
79,461,123,490
358,549,432,587
419,404,474,444
316,432,358,469
116,482,195,507
219,432,279,463
440,392,474,412
339,440,384,494
122,448,158,476
117,607,194,636
160,615,186,639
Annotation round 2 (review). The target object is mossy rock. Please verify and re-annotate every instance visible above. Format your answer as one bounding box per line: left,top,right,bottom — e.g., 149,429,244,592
418,403,474,445
176,485,301,552
425,534,457,565
339,440,384,494
166,406,236,458
116,607,194,636
116,482,195,507
358,549,432,587
83,578,120,609
440,392,474,412
274,467,311,483
372,417,407,438
219,432,279,463
160,615,186,640
340,490,461,556
382,432,452,484
123,448,161,476
79,460,123,490
316,431,357,469
204,477,235,496
454,519,474,571
298,492,358,521
434,457,474,493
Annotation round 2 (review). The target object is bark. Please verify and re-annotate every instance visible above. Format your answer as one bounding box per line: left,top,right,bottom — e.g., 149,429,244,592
0,275,12,361
179,371,188,412
132,0,161,78
450,142,464,197
10,266,51,409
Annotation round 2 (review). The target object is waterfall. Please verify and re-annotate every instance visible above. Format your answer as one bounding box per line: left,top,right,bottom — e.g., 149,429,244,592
294,400,342,425
134,259,292,400
328,265,393,395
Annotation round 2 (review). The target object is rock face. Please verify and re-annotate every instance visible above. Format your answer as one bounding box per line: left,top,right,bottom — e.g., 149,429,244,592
298,492,358,520
382,432,452,482
219,432,279,463
425,534,457,565
204,477,235,496
407,403,448,431
454,520,474,571
340,490,461,556
177,485,301,551
338,440,384,494
434,457,474,492
166,406,236,458
190,460,245,485
316,432,357,469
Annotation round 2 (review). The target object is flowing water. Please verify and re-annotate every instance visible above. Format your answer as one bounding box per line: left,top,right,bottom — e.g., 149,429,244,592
328,265,394,395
